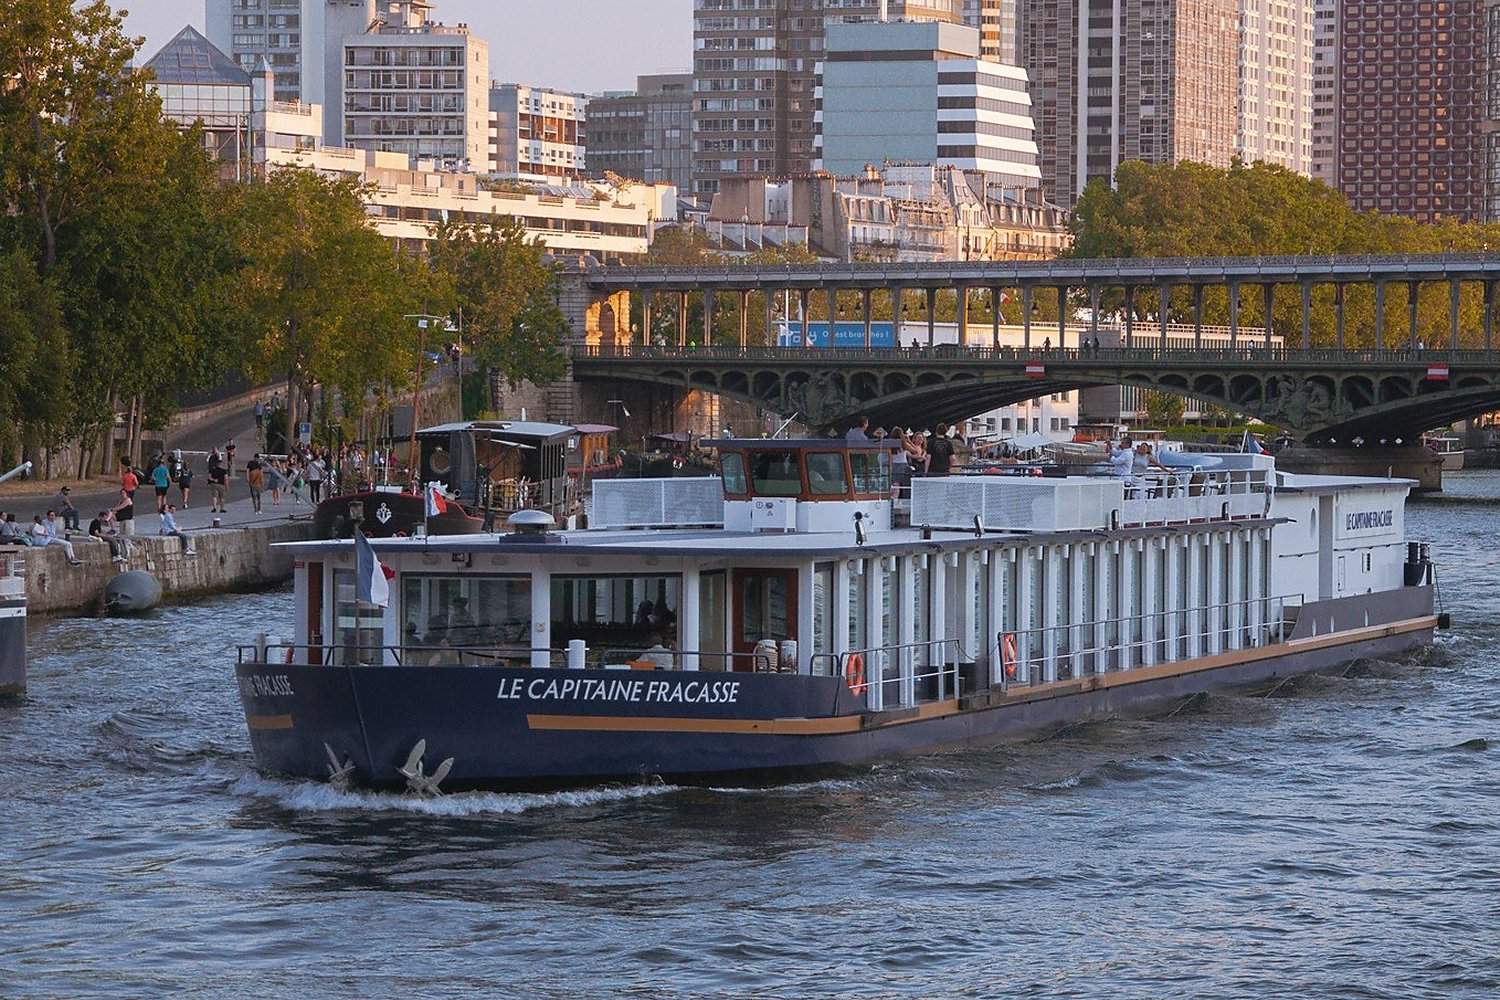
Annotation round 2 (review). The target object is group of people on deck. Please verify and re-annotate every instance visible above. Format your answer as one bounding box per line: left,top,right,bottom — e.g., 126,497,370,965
1109,435,1170,492
844,414,959,482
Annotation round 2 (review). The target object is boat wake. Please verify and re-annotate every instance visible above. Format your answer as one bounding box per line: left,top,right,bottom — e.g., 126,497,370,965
225,771,684,817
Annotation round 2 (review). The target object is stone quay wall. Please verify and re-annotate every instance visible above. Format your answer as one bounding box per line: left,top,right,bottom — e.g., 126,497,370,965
9,520,317,616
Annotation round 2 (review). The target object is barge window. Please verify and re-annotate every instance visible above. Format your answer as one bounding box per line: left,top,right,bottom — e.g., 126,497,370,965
850,450,890,495
401,575,532,659
848,560,867,652
552,574,681,663
701,571,727,671
749,450,802,496
333,569,386,665
813,562,835,658
806,453,849,496
720,453,748,496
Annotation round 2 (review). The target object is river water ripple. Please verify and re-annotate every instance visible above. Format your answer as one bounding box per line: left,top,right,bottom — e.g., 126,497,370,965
3,475,1499,998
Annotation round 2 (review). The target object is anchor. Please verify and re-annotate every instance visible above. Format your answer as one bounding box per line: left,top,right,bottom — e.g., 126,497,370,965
397,738,454,797
324,743,356,791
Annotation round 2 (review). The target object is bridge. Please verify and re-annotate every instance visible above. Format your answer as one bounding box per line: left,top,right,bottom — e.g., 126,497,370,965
561,253,1500,438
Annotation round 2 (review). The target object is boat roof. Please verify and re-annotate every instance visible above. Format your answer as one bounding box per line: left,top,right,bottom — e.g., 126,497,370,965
417,420,575,444
710,438,902,450
280,517,1287,561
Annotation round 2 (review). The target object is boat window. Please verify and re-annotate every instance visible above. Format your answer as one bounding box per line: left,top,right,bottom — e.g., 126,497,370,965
401,575,531,662
701,571,727,671
847,561,866,653
813,562,835,659
806,453,849,496
332,569,385,665
552,574,681,664
749,450,802,496
720,452,748,496
849,450,890,495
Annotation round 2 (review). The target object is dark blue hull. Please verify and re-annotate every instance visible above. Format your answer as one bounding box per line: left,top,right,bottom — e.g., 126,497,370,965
0,596,24,698
236,589,1436,791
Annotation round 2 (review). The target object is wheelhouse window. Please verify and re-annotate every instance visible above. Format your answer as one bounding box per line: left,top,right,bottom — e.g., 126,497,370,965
720,452,748,496
401,574,531,663
849,450,890,496
552,574,681,663
749,450,802,496
806,453,849,496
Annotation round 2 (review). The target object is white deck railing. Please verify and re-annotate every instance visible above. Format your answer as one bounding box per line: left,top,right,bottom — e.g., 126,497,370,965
590,477,725,529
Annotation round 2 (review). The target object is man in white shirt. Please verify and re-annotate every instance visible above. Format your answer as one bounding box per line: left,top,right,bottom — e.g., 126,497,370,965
159,505,196,555
32,514,81,565
1109,437,1135,478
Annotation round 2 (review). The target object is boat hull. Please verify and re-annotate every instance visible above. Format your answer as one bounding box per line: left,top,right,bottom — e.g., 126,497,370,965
0,590,24,698
236,588,1436,791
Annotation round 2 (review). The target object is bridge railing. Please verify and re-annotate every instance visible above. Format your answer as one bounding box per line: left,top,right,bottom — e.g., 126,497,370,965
572,343,1492,364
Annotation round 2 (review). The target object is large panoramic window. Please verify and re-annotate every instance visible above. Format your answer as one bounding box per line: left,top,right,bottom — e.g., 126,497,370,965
552,574,681,663
400,574,531,663
749,450,802,496
849,450,890,495
806,453,849,496
720,452,748,496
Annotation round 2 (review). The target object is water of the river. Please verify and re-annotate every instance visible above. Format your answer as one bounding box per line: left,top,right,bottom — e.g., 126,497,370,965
3,475,1499,999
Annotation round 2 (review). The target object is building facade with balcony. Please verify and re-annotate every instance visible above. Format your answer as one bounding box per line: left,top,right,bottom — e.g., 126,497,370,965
586,74,694,193
490,83,588,183
1237,0,1316,176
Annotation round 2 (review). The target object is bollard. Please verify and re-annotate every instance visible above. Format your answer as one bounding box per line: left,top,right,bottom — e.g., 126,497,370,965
212,516,222,529
567,639,586,669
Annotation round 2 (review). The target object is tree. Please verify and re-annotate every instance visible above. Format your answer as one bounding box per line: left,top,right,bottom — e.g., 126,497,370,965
0,249,69,467
429,215,567,392
233,168,424,429
1141,390,1186,428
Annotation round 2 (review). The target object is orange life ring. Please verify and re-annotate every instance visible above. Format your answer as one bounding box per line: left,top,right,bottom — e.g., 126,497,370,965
845,653,867,695
1001,633,1019,679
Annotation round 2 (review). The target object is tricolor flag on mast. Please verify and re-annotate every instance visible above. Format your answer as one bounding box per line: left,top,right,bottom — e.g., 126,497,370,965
426,483,448,518
354,528,391,608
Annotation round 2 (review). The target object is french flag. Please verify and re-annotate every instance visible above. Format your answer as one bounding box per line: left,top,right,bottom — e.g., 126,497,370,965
426,483,449,517
354,528,391,608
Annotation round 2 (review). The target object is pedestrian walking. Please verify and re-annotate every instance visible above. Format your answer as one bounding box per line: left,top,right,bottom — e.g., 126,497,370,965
266,460,284,506
150,458,172,514
253,400,265,437
246,454,265,514
289,463,308,505
112,487,135,537
208,458,229,513
307,453,325,503
176,456,193,509
120,458,138,500
225,439,237,476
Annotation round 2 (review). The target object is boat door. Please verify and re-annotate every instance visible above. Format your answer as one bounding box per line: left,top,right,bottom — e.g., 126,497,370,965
732,568,798,672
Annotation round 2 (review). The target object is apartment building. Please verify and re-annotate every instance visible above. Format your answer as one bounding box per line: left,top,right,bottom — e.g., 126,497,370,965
586,74,694,193
1334,0,1493,222
816,20,1041,191
1310,0,1338,185
1017,0,1238,206
1237,0,1315,175
341,17,489,170
490,83,587,183
963,0,1016,62
205,0,310,102
691,0,965,199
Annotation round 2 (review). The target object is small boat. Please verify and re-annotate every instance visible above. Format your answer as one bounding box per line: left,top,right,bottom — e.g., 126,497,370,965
1426,434,1466,471
237,439,1440,792
314,420,578,538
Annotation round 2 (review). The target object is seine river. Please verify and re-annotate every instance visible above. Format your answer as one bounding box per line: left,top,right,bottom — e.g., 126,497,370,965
3,476,1499,998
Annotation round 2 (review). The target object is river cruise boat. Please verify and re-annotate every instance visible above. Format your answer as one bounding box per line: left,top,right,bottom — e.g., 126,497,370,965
236,439,1440,792
1425,434,1466,472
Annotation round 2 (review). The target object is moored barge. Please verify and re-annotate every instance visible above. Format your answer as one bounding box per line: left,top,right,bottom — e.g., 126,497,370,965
236,439,1439,791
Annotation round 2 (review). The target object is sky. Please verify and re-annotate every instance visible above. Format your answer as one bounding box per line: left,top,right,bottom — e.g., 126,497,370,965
117,0,692,95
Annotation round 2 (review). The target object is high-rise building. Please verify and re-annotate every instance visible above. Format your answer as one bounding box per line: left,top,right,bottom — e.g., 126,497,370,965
964,0,1016,63
1334,0,1492,222
1310,0,1337,186
691,0,964,198
586,74,693,194
490,84,587,183
816,21,1041,191
1017,0,1238,206
341,16,489,170
204,0,309,102
1237,0,1315,175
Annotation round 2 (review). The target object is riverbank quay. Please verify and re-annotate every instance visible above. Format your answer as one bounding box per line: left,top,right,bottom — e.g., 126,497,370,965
4,505,316,616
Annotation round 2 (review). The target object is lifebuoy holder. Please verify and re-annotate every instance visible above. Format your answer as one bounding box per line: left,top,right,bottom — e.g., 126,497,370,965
845,653,867,695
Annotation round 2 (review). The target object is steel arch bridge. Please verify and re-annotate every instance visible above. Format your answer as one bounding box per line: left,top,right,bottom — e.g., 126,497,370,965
569,344,1500,441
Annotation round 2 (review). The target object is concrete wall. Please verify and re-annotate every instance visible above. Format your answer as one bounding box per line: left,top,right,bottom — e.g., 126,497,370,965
12,521,317,616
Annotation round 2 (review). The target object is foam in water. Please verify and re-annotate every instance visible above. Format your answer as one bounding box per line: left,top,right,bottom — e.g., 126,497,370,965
227,772,682,816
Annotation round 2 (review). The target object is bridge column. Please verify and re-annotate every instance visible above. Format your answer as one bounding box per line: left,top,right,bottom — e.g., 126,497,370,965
990,287,1002,349
702,287,713,347
827,287,839,349
1056,286,1067,349
1486,281,1496,351
862,288,873,349
1408,281,1420,349
1334,283,1345,350
1375,280,1387,350
1193,285,1205,352
1261,283,1274,351
925,287,937,347
1089,285,1101,349
1123,286,1135,349
1158,284,1171,350
798,289,812,347
1228,282,1240,350
956,284,969,347
892,285,905,347
764,287,776,347
1022,285,1034,349
1450,278,1462,356
1300,281,1312,349
738,289,749,348
642,289,653,347
677,290,688,347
